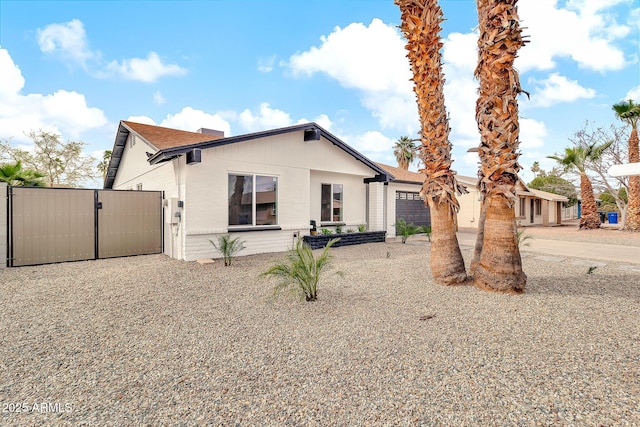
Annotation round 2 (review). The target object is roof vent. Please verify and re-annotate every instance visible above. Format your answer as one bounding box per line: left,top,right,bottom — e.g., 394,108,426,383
304,128,321,142
197,128,224,138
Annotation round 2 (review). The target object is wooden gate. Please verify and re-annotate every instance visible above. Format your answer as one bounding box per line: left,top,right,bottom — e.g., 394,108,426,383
8,187,162,267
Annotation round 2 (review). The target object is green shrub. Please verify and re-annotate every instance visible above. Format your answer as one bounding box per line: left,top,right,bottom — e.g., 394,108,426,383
422,225,432,242
357,224,367,232
335,224,343,234
320,228,333,235
346,228,355,233
208,234,246,266
261,238,340,301
517,228,532,248
395,219,423,243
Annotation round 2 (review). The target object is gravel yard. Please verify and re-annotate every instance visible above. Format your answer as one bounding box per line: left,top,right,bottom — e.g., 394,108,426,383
1,235,639,425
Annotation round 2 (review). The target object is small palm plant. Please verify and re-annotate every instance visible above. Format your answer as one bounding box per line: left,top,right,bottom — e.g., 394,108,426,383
261,238,340,301
208,234,246,266
395,219,423,243
422,225,432,242
517,228,532,248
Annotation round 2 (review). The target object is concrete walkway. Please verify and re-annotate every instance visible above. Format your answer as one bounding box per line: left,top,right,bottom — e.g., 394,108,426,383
455,231,640,265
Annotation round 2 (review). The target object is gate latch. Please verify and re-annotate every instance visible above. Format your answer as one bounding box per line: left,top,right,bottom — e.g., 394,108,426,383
96,202,103,209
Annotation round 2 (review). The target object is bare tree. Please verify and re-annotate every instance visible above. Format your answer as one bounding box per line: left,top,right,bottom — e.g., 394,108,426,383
1,130,98,188
568,122,629,227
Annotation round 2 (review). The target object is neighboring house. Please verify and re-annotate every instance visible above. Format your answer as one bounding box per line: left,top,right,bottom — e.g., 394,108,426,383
375,163,569,230
105,121,392,261
457,175,569,228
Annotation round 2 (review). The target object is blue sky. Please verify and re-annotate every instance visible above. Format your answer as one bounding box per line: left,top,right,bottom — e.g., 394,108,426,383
1,0,639,187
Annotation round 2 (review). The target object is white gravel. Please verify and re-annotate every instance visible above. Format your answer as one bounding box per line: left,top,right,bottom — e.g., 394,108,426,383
0,235,639,425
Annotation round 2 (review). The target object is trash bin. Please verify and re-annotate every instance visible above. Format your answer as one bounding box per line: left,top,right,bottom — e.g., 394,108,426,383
598,212,606,223
607,212,618,224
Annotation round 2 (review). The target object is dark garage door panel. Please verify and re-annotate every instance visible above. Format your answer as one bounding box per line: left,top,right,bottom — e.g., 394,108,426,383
395,191,431,233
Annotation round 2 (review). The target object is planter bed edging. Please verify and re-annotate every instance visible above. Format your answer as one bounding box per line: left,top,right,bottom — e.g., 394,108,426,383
303,231,387,249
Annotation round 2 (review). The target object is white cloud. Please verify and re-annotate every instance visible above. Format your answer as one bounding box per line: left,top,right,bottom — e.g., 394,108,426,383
624,85,640,102
153,91,166,105
296,113,334,131
339,130,398,167
106,52,186,82
37,19,95,68
126,115,157,125
238,103,293,132
528,73,596,107
159,107,231,136
519,118,547,149
37,20,186,82
288,19,417,132
289,19,411,93
0,48,108,144
0,47,25,98
258,55,276,73
517,0,629,73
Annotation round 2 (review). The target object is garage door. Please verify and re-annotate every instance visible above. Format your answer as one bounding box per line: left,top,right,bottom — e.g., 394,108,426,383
395,191,431,234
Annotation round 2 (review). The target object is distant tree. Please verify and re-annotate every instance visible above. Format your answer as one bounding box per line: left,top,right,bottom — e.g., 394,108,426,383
612,99,640,231
569,122,630,227
0,161,46,187
1,130,97,187
549,140,613,230
599,189,627,212
531,161,540,178
393,136,417,170
97,150,112,181
528,174,578,206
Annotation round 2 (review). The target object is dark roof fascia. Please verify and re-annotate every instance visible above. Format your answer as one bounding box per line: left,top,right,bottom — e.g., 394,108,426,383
103,122,130,189
393,180,422,185
147,122,393,181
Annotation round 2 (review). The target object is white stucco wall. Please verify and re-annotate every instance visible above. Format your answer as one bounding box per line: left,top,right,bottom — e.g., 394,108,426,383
367,181,385,232
179,131,377,260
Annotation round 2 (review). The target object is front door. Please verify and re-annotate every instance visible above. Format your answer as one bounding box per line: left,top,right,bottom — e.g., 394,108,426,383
530,199,534,223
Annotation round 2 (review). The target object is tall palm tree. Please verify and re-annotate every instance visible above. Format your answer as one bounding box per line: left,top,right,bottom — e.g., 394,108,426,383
548,141,613,230
0,161,46,187
472,0,527,293
613,99,640,231
97,150,112,182
393,136,417,170
396,0,468,286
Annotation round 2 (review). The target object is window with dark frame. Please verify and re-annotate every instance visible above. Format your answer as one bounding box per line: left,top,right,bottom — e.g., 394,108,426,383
321,183,343,222
535,199,542,216
228,174,278,226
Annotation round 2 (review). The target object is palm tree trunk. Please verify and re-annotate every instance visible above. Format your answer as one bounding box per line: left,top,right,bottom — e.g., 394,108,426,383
471,196,487,274
473,0,527,292
624,127,640,231
396,0,468,286
473,195,526,293
579,172,601,229
429,200,468,285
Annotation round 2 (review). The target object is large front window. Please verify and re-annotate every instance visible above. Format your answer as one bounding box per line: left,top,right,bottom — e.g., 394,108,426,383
228,174,278,226
321,183,343,222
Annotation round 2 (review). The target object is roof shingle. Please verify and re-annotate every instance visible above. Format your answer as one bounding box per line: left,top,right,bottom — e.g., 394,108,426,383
122,121,222,151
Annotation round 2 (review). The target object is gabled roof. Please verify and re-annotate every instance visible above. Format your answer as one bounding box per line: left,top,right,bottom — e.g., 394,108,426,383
375,162,475,189
528,188,569,202
375,162,423,183
123,121,223,150
104,121,392,189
